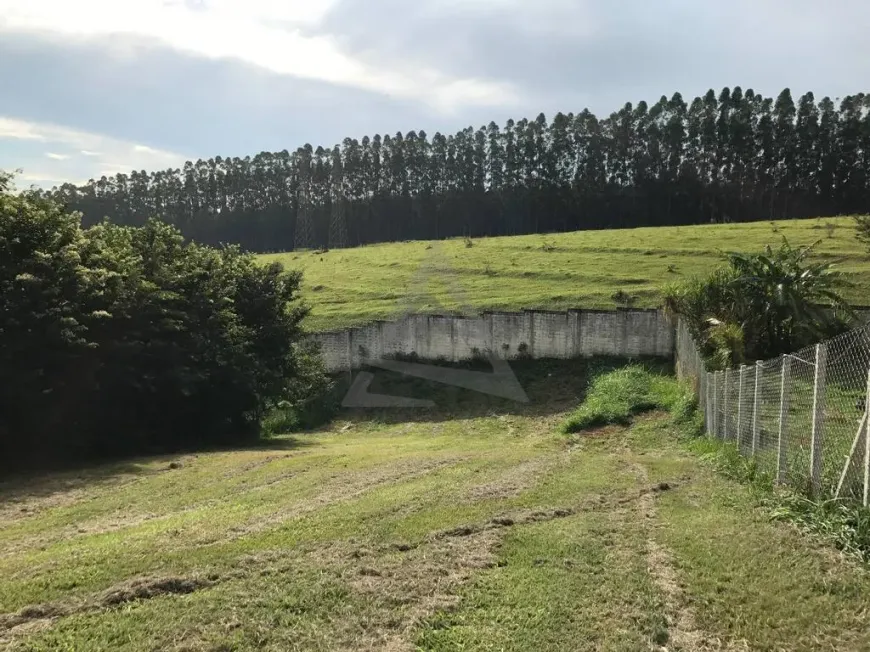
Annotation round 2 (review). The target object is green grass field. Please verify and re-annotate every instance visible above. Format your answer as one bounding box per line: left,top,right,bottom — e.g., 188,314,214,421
260,216,870,332
4,360,870,651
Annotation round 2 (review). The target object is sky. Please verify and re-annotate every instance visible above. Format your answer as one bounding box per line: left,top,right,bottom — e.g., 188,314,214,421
2,0,869,189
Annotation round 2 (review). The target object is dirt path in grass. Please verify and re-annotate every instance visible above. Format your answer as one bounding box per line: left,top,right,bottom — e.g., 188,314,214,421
631,460,749,652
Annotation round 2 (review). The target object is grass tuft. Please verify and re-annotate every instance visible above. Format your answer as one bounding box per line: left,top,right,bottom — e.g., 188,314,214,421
688,438,775,490
562,365,686,433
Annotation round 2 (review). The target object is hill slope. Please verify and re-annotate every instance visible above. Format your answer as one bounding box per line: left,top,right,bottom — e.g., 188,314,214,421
261,216,870,332
4,362,870,651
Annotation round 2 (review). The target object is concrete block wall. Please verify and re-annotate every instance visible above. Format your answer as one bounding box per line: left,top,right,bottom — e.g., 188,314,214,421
309,308,674,372
489,312,530,359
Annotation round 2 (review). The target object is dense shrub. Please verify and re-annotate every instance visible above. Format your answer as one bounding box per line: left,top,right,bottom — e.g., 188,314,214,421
0,188,325,466
664,238,853,369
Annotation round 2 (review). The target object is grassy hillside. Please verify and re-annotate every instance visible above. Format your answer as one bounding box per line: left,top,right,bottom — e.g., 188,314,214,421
260,216,870,332
3,361,870,651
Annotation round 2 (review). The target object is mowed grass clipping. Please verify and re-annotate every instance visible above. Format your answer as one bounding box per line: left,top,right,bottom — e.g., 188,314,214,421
4,361,870,650
259,216,870,331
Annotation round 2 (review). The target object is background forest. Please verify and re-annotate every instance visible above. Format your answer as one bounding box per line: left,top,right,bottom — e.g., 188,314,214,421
37,87,870,252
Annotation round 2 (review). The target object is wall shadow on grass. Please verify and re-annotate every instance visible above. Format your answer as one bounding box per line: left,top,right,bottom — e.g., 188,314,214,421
336,356,673,426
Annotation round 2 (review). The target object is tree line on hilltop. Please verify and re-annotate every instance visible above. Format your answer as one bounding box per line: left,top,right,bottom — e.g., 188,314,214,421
38,87,870,252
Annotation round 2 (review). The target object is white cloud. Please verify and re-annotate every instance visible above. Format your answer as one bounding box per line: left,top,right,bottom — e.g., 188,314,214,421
15,170,83,186
0,0,517,111
0,118,47,141
0,116,188,186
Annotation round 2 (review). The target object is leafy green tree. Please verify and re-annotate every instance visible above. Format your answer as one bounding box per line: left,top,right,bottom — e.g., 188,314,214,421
727,240,851,355
727,87,753,219
816,97,839,211
716,86,733,185
0,188,324,466
756,97,777,217
0,189,96,454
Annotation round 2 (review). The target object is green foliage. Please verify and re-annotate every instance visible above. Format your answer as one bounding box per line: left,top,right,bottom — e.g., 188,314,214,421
262,367,344,437
562,365,686,433
669,390,703,435
0,191,325,465
706,319,746,370
688,439,774,490
727,238,852,346
663,267,741,334
768,495,870,562
0,169,13,192
664,238,852,368
854,215,870,247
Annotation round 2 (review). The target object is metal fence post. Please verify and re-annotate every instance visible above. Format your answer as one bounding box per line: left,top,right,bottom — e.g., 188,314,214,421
710,372,716,436
864,368,870,507
712,372,719,437
704,372,711,435
752,360,763,456
737,365,746,449
810,343,828,496
701,369,708,432
708,373,714,436
723,368,731,440
777,356,791,485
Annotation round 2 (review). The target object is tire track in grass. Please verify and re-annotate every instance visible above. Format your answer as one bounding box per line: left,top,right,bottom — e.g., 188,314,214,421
632,461,748,652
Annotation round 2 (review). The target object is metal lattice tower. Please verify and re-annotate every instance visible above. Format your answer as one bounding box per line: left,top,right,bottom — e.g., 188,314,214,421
329,197,348,250
294,203,314,251
328,148,348,249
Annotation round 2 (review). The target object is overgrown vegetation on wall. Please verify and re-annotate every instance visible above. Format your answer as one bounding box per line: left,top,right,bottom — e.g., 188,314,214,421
0,182,326,466
663,238,853,369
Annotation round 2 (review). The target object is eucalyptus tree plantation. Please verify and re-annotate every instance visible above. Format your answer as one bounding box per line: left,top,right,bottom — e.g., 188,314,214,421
41,87,870,252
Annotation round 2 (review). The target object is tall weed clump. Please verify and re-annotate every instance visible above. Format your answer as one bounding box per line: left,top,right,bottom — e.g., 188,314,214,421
562,365,691,433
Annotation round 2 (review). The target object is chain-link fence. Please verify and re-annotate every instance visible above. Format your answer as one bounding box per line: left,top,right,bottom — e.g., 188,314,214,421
676,319,870,504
